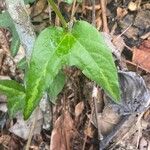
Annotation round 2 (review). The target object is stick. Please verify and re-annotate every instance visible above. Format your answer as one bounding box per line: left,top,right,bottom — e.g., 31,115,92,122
91,0,96,26
100,0,109,33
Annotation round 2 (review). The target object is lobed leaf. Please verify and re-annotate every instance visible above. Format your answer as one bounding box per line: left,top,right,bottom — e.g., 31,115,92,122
24,21,120,119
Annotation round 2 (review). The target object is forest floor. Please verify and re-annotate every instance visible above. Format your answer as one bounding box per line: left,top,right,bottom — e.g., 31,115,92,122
0,0,150,150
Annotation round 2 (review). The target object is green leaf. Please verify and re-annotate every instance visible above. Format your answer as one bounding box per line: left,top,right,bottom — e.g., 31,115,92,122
64,0,73,4
0,80,25,117
24,20,120,119
17,57,27,70
48,71,66,104
24,0,35,4
24,27,70,119
0,11,20,56
8,94,25,118
64,0,82,4
0,80,25,95
70,21,120,102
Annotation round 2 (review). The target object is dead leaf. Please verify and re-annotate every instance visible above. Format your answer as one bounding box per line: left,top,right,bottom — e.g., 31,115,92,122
0,103,7,112
139,40,150,52
132,40,150,72
50,111,75,150
139,137,148,150
117,7,128,19
9,108,43,140
31,0,47,17
128,1,139,11
0,134,11,147
75,101,84,119
112,35,125,54
0,49,5,71
84,124,94,138
0,29,10,53
14,46,25,63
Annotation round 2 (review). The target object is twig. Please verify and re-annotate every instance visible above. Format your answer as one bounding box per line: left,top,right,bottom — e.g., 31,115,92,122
25,108,39,150
91,3,103,143
100,0,109,33
136,112,145,148
48,5,52,25
115,24,132,39
92,86,103,140
48,0,67,29
70,0,77,22
82,107,94,150
54,0,61,27
91,0,96,26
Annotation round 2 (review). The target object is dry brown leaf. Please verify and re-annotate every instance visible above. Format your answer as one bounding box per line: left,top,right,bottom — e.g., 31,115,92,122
0,134,11,145
117,7,128,19
84,124,94,138
112,35,125,54
128,1,139,11
132,40,150,72
50,111,75,150
98,106,120,136
31,0,47,17
0,49,5,71
75,101,84,119
143,109,150,122
0,29,10,53
88,105,120,136
139,40,150,52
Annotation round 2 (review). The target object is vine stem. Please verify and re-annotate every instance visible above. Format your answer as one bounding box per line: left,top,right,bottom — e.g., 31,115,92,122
48,0,67,29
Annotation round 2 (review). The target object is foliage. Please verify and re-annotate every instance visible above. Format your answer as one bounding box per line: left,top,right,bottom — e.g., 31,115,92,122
64,0,82,4
48,72,66,104
0,11,20,56
24,0,35,4
0,2,120,120
23,20,120,119
0,80,25,117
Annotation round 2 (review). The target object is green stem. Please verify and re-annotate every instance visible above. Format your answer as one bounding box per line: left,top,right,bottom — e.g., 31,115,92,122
48,0,67,29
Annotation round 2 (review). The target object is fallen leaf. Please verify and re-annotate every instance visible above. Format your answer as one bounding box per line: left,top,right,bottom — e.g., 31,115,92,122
75,101,84,119
128,1,139,11
89,105,120,136
117,7,128,19
9,109,43,140
139,40,150,52
139,137,148,150
50,111,75,150
84,123,94,138
31,0,47,17
132,40,150,72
